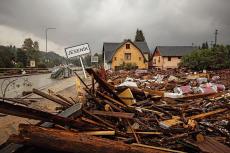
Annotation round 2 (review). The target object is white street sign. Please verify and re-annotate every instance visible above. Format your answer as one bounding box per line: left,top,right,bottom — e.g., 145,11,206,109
65,43,90,58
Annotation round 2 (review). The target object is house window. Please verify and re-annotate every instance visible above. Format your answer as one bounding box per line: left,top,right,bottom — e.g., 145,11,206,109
139,57,141,61
168,57,171,61
124,53,131,60
158,57,160,63
126,44,130,49
153,59,156,64
114,57,117,61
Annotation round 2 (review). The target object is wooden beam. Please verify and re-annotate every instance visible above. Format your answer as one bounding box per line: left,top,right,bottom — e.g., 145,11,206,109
0,100,83,129
10,124,168,153
127,131,162,135
188,108,228,120
90,110,135,119
33,88,71,107
80,130,115,136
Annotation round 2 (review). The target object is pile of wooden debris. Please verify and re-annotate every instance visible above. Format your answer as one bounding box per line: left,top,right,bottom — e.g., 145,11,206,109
0,68,230,153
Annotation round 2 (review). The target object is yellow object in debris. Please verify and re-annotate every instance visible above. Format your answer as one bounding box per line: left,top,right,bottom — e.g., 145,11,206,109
76,78,81,93
118,88,136,106
186,119,197,130
159,116,182,128
104,104,112,111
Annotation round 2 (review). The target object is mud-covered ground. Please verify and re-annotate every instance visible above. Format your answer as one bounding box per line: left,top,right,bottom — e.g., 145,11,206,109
0,75,87,144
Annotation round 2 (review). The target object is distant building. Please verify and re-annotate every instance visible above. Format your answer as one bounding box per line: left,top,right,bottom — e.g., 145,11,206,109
150,46,197,69
102,39,150,70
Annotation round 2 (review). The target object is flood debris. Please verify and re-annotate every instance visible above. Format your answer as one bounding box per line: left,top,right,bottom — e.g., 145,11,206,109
0,68,230,153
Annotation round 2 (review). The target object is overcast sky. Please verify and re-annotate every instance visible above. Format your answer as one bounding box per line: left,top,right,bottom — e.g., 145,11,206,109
0,0,230,56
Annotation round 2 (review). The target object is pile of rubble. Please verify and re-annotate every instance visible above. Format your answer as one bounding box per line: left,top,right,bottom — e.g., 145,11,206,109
0,68,230,153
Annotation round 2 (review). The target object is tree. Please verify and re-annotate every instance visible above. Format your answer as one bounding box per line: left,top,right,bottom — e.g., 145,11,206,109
0,46,15,68
21,38,40,67
33,41,39,51
135,29,146,42
181,45,230,70
16,48,28,67
22,38,33,51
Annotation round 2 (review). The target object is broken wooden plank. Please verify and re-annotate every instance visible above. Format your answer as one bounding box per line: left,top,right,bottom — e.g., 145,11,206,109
10,124,168,153
90,110,135,119
55,93,75,105
127,120,140,144
0,100,83,129
33,88,71,107
188,108,228,120
80,130,115,136
127,131,162,135
0,101,83,153
0,97,31,106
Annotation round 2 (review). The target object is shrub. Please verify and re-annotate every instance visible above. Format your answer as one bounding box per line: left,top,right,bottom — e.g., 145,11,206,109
181,45,230,70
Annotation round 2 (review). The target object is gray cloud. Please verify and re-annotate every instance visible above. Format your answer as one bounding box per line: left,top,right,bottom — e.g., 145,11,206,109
0,0,230,55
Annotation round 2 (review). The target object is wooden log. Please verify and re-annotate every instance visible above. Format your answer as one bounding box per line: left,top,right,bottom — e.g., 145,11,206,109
90,110,135,119
48,89,75,105
127,131,162,135
0,100,83,129
55,93,75,105
0,97,31,106
188,108,228,120
80,130,115,136
33,88,71,107
10,124,168,153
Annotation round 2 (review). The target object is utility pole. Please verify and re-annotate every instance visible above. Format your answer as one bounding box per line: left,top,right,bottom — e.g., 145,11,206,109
210,41,214,48
214,29,218,47
45,27,56,63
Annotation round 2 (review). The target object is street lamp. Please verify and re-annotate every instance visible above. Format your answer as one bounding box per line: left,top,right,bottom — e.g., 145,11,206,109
45,27,56,62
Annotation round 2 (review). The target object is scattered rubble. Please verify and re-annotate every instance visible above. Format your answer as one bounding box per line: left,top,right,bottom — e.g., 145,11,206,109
0,68,230,153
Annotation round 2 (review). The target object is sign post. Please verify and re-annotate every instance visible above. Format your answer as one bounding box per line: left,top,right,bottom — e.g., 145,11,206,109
79,56,86,78
65,43,90,79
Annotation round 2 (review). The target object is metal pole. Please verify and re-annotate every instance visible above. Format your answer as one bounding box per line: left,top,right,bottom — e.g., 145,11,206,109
214,29,218,47
45,28,56,62
45,29,47,62
80,56,87,79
